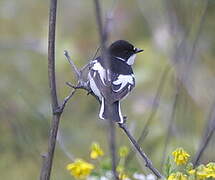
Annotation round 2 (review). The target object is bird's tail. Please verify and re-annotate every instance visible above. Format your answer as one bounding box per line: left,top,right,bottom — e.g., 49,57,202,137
99,98,124,123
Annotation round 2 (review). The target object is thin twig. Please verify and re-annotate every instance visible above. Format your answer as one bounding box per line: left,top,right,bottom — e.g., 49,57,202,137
64,51,93,90
64,50,81,79
91,46,101,61
66,82,99,102
186,0,208,66
54,89,77,114
193,120,215,166
193,100,215,166
78,46,101,75
119,123,163,179
40,0,59,179
94,0,107,52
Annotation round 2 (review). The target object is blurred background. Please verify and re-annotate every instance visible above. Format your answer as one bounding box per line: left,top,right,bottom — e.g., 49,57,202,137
0,0,215,179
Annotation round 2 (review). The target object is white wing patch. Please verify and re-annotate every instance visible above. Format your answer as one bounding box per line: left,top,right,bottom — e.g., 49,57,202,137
99,98,105,119
113,74,134,92
91,60,106,85
89,72,102,99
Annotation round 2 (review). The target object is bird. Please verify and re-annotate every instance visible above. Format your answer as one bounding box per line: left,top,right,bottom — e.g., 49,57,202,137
88,40,143,124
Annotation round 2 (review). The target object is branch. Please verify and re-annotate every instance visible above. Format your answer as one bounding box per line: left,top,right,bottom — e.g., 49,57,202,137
64,51,92,90
119,123,163,179
193,121,215,166
40,0,60,179
108,121,118,179
125,65,171,165
66,81,99,102
54,89,77,114
193,100,215,166
93,0,118,179
64,50,81,79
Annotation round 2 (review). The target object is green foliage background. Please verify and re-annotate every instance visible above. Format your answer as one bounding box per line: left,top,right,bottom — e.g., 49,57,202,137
0,0,215,179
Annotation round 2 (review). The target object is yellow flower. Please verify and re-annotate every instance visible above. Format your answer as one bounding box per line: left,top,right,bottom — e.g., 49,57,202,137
168,172,188,180
119,172,130,180
205,162,215,178
188,162,215,180
119,146,129,158
189,168,206,180
66,159,94,179
172,148,190,165
188,164,211,180
90,142,104,159
206,162,215,171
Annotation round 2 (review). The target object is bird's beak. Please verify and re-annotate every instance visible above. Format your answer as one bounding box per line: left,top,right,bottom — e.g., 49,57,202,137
134,48,144,54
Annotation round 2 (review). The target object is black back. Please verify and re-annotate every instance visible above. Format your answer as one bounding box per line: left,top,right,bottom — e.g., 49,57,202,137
98,56,133,75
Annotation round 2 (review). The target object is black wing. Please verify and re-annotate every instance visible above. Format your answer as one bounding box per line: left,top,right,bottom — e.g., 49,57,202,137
90,65,135,104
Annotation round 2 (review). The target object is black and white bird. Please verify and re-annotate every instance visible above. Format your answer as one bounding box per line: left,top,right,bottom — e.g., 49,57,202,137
88,40,143,123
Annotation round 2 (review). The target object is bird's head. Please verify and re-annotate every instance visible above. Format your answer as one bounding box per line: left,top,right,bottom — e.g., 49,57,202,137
108,40,143,65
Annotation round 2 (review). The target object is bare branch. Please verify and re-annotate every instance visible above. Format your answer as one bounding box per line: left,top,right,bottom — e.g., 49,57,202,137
54,89,77,114
40,0,60,179
92,46,101,59
119,123,163,179
64,50,81,79
193,121,215,166
193,100,215,166
93,0,118,179
64,51,93,91
108,121,118,179
40,153,48,180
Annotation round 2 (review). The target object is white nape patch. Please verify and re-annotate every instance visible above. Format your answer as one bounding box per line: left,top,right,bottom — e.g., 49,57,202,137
99,98,105,120
126,54,136,65
115,56,125,61
113,74,134,92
